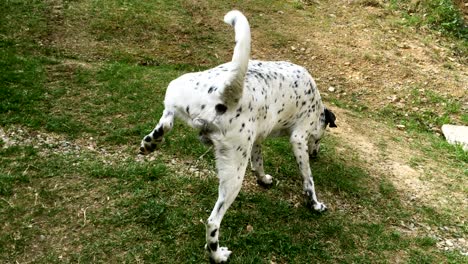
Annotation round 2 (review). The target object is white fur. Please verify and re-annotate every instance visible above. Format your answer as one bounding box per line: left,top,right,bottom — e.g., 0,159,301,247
140,10,335,263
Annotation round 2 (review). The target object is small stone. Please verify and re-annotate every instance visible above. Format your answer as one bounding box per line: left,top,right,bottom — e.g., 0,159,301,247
246,224,253,232
445,239,454,247
291,46,296,51
396,124,406,130
328,86,336,92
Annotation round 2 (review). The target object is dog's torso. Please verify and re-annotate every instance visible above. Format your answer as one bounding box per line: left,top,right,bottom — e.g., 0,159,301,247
164,60,326,147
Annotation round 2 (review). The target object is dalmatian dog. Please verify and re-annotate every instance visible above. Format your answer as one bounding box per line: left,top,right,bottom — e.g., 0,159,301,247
139,10,336,263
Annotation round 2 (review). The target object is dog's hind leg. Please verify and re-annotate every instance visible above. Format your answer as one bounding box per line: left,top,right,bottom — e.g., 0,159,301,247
206,142,250,263
139,109,174,155
290,132,327,212
250,142,273,186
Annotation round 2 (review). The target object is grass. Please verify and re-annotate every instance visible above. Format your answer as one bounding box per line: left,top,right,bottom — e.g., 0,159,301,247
378,88,464,134
390,0,467,40
1,0,467,263
389,0,468,61
0,136,436,263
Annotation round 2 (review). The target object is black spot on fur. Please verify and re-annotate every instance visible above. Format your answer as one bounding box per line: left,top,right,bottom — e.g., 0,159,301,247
201,104,205,110
215,104,227,115
209,242,218,252
186,106,190,115
208,86,215,94
153,127,164,138
210,229,218,237
144,136,151,142
217,202,224,213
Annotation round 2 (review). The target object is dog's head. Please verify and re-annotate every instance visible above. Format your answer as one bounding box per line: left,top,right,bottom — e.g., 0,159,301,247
324,108,337,128
311,108,337,158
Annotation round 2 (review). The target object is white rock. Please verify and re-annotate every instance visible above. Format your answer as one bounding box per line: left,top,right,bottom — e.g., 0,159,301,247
441,125,468,151
328,86,336,92
445,239,454,247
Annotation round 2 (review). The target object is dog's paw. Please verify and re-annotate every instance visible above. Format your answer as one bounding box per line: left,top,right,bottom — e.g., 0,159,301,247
139,136,163,155
312,202,327,213
209,247,232,264
256,174,273,188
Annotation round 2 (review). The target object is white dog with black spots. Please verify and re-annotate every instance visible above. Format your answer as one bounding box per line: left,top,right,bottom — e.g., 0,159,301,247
139,10,337,263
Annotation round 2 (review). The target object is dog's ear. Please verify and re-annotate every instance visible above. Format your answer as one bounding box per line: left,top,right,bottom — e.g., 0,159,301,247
324,108,337,128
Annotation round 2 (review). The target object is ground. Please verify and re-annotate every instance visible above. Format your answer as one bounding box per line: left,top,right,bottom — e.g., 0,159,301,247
1,0,467,263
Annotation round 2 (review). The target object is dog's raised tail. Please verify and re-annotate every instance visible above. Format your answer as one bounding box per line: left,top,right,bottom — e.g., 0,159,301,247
222,10,251,106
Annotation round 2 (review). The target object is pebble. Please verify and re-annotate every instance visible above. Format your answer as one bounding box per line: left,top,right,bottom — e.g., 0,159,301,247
445,240,454,247
328,86,336,92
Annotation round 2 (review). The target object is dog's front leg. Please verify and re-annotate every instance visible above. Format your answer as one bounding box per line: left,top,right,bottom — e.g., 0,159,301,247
139,109,174,155
290,132,327,212
206,143,250,263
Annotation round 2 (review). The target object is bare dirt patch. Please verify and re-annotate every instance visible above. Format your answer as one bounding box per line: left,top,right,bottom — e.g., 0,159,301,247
328,107,467,254
253,2,467,121
329,108,466,212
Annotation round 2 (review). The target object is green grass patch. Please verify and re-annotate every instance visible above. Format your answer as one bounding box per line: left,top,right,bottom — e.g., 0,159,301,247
390,0,467,40
378,87,464,134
